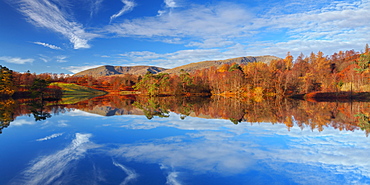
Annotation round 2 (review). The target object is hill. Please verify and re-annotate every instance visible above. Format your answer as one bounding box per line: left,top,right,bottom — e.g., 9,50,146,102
73,65,167,78
162,55,281,74
72,55,281,77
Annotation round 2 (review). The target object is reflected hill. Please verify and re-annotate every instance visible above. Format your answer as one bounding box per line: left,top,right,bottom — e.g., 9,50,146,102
1,95,370,135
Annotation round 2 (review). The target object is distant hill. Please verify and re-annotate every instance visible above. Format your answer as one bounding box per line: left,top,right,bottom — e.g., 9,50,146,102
73,65,167,77
73,55,281,77
162,55,281,74
79,106,145,116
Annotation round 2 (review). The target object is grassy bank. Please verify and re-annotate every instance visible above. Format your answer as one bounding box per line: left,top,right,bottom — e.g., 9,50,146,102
50,82,107,95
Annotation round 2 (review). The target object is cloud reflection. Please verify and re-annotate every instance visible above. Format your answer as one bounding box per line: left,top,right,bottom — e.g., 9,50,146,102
36,133,63,141
112,160,138,185
106,114,370,184
166,171,182,185
12,133,99,185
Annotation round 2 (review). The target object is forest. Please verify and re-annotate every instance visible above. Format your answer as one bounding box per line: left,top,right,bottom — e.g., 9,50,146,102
1,45,370,135
1,95,370,136
1,45,370,100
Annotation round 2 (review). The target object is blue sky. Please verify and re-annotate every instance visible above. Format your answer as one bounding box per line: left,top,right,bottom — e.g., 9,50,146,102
0,0,369,74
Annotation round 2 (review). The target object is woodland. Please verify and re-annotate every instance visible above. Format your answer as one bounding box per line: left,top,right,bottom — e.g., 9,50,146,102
1,45,370,99
1,46,370,135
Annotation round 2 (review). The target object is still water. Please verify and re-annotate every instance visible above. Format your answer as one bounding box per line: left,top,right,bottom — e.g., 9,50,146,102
1,96,370,185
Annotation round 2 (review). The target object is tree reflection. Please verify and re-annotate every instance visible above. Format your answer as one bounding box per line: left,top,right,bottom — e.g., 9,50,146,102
133,97,170,119
0,98,16,133
28,99,52,121
2,94,370,135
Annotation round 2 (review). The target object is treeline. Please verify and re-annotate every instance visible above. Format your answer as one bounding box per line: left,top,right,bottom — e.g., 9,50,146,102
0,66,63,99
1,45,369,98
134,46,370,97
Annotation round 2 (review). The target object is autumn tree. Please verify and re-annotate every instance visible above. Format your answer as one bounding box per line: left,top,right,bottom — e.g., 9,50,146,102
134,72,171,96
0,65,15,97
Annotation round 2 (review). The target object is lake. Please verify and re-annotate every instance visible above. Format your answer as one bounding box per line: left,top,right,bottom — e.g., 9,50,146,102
1,95,370,185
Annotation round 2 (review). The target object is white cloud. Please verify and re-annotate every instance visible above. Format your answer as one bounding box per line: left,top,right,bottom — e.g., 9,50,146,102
38,54,69,63
36,133,64,141
166,171,182,185
164,0,178,8
38,54,50,63
33,42,61,50
56,55,68,63
107,118,370,184
118,45,248,68
17,0,98,49
57,120,69,127
106,0,369,60
106,2,252,42
112,160,139,185
89,0,104,17
64,65,102,74
0,56,34,64
12,119,36,126
110,0,136,23
12,133,99,185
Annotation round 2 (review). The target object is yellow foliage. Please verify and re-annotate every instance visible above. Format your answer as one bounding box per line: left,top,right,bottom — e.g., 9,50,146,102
253,87,264,95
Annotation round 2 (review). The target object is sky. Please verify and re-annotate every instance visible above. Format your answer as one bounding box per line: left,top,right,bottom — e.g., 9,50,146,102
0,0,369,74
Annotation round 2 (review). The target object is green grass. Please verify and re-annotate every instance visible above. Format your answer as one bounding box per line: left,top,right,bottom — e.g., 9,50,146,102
50,82,107,95
58,95,100,104
50,82,107,104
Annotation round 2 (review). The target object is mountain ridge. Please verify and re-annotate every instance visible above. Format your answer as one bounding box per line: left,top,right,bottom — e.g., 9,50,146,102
163,55,281,74
73,55,281,77
73,65,167,77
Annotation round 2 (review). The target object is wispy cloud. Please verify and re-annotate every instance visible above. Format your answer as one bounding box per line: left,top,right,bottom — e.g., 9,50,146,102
33,41,61,50
56,55,68,63
64,65,102,74
165,171,182,185
17,0,98,49
110,0,136,23
89,0,104,17
108,119,370,184
118,45,247,68
106,0,369,59
36,133,64,141
164,0,178,8
12,133,99,185
112,160,138,185
106,2,252,45
0,56,34,64
38,54,68,63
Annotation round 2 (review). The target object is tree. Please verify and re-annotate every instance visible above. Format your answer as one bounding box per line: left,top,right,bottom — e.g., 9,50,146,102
133,72,171,96
0,65,15,97
179,69,193,93
30,78,50,99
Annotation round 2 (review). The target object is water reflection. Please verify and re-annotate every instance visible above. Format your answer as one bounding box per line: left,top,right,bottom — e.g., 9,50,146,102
112,160,138,185
10,133,99,185
106,125,370,184
1,95,370,184
1,95,370,135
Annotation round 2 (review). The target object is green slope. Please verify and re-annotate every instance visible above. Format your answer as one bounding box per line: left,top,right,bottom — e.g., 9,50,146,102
50,82,107,104
51,82,107,95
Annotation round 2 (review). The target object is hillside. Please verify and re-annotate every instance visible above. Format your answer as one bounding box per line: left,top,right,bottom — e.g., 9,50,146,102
50,82,107,95
73,56,281,77
162,55,281,74
73,65,167,77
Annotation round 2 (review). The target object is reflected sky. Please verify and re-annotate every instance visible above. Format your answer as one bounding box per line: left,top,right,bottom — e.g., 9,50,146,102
1,109,370,185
